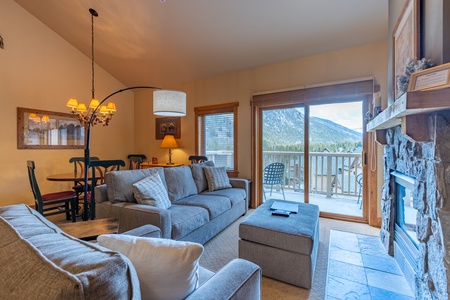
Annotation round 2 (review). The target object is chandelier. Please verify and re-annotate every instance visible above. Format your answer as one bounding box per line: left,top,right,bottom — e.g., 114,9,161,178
66,9,116,126
66,8,186,126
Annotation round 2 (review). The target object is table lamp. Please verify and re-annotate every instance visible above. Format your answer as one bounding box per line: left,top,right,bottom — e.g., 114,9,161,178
160,135,179,165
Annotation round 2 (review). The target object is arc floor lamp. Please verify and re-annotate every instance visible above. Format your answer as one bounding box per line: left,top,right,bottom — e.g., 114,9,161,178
67,8,186,220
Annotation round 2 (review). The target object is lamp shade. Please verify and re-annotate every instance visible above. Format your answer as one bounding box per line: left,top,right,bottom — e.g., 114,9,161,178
153,90,186,116
160,134,179,149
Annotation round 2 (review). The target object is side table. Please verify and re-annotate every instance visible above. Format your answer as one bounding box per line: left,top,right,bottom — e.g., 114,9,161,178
57,218,119,241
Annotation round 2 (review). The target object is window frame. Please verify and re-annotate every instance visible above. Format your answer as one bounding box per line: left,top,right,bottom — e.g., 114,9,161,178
194,102,239,177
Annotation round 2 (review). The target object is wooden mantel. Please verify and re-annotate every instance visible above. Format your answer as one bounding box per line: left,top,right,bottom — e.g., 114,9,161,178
366,88,450,144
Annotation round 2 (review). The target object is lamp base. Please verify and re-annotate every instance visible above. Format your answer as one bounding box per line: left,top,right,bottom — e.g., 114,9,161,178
166,162,175,165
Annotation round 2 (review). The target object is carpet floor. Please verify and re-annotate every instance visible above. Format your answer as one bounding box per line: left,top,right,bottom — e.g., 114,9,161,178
200,210,380,300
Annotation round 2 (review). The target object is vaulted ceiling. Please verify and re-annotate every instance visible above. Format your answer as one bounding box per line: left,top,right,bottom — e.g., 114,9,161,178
14,0,388,87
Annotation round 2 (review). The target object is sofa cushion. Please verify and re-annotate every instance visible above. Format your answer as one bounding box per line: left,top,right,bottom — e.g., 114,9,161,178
190,161,215,193
169,204,210,240
204,166,232,192
164,166,198,201
0,204,140,300
132,173,171,209
106,168,165,203
98,234,204,300
174,194,231,219
201,188,247,207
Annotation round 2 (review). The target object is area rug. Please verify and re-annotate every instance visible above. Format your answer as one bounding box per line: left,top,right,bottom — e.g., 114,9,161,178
200,210,380,300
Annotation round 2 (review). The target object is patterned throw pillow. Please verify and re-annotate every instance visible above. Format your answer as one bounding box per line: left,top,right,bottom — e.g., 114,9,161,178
203,166,232,192
132,172,171,209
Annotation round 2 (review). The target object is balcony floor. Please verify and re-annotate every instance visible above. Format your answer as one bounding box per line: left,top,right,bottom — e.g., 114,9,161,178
263,188,363,217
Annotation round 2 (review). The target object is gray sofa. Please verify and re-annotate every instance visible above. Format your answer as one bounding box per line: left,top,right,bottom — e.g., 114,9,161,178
94,165,249,244
0,204,261,299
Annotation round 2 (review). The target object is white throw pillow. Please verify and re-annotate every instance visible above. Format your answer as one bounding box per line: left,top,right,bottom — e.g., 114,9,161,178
132,172,171,209
97,234,204,300
204,166,232,192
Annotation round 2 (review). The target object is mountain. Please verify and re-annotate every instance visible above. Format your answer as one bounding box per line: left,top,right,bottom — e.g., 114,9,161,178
262,109,361,150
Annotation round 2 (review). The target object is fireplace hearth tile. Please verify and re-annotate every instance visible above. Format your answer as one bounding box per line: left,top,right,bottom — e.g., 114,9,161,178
326,230,415,299
328,259,367,285
365,268,414,297
329,246,364,266
362,254,403,275
368,286,415,300
327,276,371,300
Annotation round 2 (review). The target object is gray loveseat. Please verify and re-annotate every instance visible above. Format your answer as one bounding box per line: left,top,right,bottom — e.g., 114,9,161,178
95,164,249,244
0,204,261,299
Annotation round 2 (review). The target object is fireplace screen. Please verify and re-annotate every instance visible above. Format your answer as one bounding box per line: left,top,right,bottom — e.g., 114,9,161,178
392,171,418,247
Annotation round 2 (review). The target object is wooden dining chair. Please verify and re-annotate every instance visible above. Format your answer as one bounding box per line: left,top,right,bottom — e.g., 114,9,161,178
26,160,77,222
83,159,126,220
128,156,143,170
69,156,100,197
127,154,146,170
188,156,208,164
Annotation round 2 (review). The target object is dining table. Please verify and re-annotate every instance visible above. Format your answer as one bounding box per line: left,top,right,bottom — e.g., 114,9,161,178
47,171,104,221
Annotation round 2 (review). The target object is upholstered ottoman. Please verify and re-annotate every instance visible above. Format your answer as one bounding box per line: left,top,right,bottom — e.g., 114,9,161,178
238,200,319,288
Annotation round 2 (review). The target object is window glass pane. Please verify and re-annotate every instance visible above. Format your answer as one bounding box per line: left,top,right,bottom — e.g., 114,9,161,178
204,113,234,169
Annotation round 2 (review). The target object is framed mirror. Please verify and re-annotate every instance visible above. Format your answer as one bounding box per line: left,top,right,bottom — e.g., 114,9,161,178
17,107,86,149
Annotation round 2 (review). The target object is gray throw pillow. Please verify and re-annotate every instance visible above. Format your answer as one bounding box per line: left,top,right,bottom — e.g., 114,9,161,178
164,166,198,201
203,166,232,192
132,173,171,209
189,161,215,193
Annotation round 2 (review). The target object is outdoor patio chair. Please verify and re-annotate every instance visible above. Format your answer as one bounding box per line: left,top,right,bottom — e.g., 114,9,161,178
263,162,286,201
356,173,363,209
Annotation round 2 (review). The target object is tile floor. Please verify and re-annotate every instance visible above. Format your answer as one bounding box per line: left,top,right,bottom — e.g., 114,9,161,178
326,230,415,300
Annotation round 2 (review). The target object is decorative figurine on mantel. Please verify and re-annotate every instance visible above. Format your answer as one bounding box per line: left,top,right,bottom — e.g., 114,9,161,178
396,57,434,99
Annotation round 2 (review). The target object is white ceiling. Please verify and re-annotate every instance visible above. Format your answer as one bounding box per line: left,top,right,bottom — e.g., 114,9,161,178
14,0,388,88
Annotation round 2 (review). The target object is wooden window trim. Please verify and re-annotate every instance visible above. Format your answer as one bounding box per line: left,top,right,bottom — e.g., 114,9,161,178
194,102,239,174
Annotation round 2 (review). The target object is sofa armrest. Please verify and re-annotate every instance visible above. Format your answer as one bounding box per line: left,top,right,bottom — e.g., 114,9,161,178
121,224,162,238
94,184,108,203
185,258,261,300
118,204,172,239
229,178,249,212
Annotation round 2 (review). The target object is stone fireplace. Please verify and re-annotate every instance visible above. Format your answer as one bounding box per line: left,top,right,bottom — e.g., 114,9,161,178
380,112,450,299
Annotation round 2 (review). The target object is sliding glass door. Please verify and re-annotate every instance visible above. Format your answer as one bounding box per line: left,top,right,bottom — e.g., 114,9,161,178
261,107,305,203
308,101,363,217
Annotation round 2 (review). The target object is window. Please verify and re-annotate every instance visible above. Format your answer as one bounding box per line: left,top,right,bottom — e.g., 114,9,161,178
194,102,239,176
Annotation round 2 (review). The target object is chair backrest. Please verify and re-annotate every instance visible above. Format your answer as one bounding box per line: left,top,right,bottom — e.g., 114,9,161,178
26,160,43,212
356,173,363,187
189,156,208,164
89,159,126,186
69,156,100,174
263,162,285,185
128,156,143,170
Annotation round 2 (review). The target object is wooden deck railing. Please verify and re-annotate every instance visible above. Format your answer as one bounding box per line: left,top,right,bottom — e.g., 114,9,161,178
206,150,362,198
263,151,362,198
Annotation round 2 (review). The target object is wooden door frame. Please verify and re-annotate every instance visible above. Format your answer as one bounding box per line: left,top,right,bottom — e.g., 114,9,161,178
251,82,381,226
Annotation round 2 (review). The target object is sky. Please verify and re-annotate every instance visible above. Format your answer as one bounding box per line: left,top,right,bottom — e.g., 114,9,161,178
309,102,363,133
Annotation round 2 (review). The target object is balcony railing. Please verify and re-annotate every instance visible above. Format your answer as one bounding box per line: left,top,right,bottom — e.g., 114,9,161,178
206,150,362,199
264,151,361,198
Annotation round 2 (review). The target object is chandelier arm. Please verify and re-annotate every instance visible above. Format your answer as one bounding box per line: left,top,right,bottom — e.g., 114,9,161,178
87,85,161,126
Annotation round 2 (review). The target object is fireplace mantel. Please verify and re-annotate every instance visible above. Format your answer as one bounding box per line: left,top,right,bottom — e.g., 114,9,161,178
367,88,450,144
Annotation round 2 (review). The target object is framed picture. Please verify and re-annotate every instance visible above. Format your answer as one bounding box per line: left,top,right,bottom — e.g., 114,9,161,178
155,117,181,140
408,62,450,91
393,0,420,99
17,107,86,149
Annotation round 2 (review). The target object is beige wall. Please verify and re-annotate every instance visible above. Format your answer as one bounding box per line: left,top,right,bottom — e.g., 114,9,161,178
137,41,389,183
0,0,135,206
